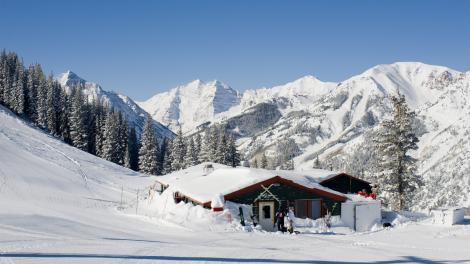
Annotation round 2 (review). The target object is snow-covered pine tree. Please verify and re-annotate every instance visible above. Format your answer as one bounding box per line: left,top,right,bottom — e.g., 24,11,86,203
227,135,240,167
11,58,26,115
162,139,173,174
0,50,6,105
34,70,48,128
94,101,107,157
313,156,321,169
170,127,187,171
46,75,61,135
215,131,230,165
209,126,220,162
101,110,120,163
199,129,212,162
261,153,268,169
25,64,37,121
194,133,202,160
117,112,128,165
58,88,71,143
69,86,88,151
138,114,160,175
125,126,139,171
186,137,199,167
373,92,422,211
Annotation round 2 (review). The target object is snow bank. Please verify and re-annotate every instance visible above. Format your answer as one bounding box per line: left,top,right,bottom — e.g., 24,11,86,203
139,188,250,232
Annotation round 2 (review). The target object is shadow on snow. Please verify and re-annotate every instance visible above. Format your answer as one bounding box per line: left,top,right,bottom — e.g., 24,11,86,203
0,253,468,263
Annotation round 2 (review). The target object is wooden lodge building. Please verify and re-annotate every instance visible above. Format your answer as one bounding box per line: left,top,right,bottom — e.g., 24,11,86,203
156,163,372,231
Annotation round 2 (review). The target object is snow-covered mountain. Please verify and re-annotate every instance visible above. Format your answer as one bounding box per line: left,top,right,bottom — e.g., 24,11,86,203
138,79,240,132
57,71,174,139
140,62,470,209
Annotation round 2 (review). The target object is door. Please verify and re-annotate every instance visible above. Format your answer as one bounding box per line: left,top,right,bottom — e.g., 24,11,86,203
311,200,321,219
355,203,380,232
258,201,275,231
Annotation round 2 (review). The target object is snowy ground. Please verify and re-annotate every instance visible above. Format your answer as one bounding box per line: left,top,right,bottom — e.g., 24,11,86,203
1,106,470,264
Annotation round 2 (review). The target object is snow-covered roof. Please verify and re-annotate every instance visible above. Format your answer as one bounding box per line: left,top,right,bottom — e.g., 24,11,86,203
156,163,347,205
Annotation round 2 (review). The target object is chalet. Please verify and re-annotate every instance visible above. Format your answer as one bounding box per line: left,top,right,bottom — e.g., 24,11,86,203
156,163,373,231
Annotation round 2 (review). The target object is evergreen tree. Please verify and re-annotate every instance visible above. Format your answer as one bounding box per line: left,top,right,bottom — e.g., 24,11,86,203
209,126,220,161
373,92,422,211
194,133,202,160
186,137,199,167
313,156,321,169
46,75,61,134
170,127,187,171
125,126,139,170
11,58,26,115
58,89,71,143
260,153,268,169
36,70,48,128
101,110,120,163
94,101,107,157
69,86,88,151
162,139,173,174
215,131,230,164
25,64,38,121
199,129,212,162
227,135,240,167
138,114,159,175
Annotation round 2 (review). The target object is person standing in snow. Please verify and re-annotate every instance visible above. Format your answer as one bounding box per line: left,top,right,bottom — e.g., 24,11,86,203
286,207,295,234
275,209,285,232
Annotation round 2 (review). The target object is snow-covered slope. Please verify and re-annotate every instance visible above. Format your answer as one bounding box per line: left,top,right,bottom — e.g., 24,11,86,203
57,71,174,139
138,79,240,132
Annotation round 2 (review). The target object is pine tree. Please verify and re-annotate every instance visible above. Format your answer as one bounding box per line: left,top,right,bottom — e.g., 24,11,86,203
215,131,230,165
46,75,60,134
162,139,173,174
373,92,422,211
194,133,202,160
138,114,159,175
170,127,187,171
125,126,139,171
227,135,240,167
261,153,268,169
185,137,199,167
101,110,120,163
11,59,26,115
25,65,38,121
199,129,212,162
36,70,48,128
313,156,321,169
69,86,88,151
209,126,220,161
58,89,71,143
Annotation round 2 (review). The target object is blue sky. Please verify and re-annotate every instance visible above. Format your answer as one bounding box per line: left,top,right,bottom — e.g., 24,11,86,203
1,0,469,100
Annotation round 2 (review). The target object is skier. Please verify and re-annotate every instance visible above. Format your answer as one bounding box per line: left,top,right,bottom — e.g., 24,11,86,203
275,209,285,232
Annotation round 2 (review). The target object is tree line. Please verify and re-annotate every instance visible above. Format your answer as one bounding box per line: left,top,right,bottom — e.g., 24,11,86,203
0,50,240,176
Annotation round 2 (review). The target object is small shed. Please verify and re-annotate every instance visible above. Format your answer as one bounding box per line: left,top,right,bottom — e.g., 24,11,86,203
430,208,465,226
341,199,381,232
